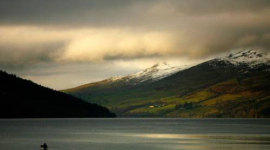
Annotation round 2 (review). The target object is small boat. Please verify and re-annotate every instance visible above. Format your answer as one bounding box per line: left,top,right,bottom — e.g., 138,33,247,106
40,143,48,150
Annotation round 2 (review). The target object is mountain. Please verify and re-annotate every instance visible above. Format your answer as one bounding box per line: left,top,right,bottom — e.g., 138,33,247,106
64,49,270,118
108,62,185,84
63,62,186,101
0,70,116,118
223,49,270,66
64,62,184,91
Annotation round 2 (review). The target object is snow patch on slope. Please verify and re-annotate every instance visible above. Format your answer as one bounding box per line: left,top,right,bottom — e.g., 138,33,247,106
221,49,270,67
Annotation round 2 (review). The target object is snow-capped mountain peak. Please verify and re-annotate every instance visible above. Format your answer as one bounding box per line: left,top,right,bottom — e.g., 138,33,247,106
106,62,186,85
222,49,270,66
130,62,183,82
107,49,270,85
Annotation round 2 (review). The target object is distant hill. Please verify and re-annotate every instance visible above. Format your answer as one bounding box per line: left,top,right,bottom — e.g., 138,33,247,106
0,70,116,118
64,49,270,118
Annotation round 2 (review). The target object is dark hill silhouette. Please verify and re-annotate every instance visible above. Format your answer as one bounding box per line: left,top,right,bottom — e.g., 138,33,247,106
0,70,116,118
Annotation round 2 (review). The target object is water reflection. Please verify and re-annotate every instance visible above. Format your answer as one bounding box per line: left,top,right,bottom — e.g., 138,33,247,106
128,133,270,142
126,133,270,150
131,133,195,139
0,119,270,150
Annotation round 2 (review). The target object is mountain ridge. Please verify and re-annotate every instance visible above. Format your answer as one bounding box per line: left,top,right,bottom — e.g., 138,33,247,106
64,49,270,118
63,61,187,92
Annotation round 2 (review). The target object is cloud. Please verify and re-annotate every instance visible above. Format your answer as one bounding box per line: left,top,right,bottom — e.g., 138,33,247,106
0,26,179,66
60,29,177,62
0,26,69,67
1,21,270,67
0,0,269,27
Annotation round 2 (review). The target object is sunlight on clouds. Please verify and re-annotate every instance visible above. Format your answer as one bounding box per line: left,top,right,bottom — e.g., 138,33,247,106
1,0,270,67
0,26,72,46
0,26,179,64
60,29,176,62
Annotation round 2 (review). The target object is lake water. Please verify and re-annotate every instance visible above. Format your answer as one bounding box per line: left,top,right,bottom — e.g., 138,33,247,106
0,119,270,150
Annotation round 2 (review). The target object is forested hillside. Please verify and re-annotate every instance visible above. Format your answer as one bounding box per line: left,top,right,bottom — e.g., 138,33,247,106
0,70,116,118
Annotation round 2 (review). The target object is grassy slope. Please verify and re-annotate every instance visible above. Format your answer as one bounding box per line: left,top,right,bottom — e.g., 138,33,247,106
64,60,270,118
114,72,270,118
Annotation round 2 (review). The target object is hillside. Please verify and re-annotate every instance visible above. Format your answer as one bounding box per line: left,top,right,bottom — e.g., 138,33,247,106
64,49,270,118
64,62,185,93
0,70,116,118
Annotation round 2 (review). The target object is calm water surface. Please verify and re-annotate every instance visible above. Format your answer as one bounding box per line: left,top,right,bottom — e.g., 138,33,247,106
0,118,270,150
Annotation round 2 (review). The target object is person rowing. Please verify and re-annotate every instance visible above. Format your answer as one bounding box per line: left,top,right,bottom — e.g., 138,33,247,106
40,143,48,150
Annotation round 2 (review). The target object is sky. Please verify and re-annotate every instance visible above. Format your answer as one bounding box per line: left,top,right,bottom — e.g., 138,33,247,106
0,0,270,90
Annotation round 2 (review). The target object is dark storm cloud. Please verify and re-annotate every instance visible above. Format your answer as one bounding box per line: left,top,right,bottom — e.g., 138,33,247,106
0,0,269,27
1,0,270,89
0,42,64,69
0,0,134,26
